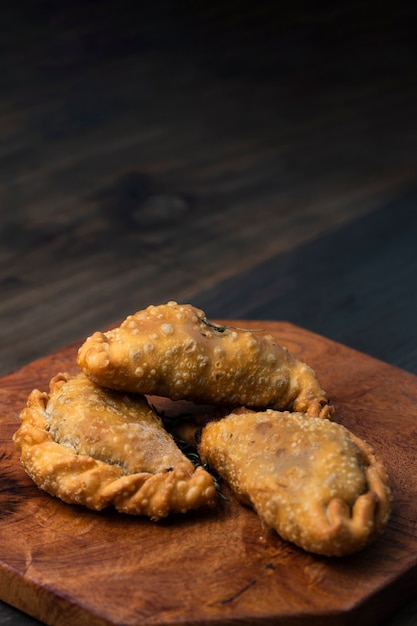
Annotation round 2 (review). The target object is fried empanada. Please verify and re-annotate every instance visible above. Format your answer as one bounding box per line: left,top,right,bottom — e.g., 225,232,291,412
198,410,391,556
78,301,331,418
13,373,217,520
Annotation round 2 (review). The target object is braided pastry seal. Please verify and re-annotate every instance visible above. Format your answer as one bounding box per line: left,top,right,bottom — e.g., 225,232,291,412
78,301,331,418
198,410,391,556
13,373,217,519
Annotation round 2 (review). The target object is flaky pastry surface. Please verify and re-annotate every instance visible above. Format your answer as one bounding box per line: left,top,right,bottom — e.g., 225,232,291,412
198,410,391,556
13,373,217,519
78,301,331,417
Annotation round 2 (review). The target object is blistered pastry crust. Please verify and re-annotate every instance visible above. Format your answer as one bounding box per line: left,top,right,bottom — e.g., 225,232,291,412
199,410,391,556
13,373,217,520
78,301,331,418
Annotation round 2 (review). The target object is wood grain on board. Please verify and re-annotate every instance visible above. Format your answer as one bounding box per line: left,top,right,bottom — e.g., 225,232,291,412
1,321,416,626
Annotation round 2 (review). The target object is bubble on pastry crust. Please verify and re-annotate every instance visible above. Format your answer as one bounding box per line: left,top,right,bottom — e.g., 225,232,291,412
274,376,287,391
197,354,209,368
131,348,143,361
185,485,200,505
247,336,258,349
175,307,189,322
183,338,196,353
87,350,110,369
89,330,107,343
160,323,174,336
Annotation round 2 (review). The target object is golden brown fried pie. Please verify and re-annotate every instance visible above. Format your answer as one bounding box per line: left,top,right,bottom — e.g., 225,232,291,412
198,410,391,556
13,373,217,519
78,301,331,418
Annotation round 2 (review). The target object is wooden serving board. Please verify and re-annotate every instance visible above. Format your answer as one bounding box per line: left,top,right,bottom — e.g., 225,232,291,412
1,321,417,626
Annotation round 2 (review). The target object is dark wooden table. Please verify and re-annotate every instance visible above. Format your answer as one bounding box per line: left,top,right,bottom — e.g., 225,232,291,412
1,2,416,624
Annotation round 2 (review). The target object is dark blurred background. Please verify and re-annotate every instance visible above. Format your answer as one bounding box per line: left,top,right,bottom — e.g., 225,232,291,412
1,0,417,374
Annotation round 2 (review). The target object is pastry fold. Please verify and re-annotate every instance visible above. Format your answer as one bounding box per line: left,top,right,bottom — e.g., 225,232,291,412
198,410,391,556
13,373,217,519
78,301,331,418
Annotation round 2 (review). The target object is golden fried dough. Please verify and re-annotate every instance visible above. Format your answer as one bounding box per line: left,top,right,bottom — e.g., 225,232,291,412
198,410,391,556
13,373,217,519
78,301,331,418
